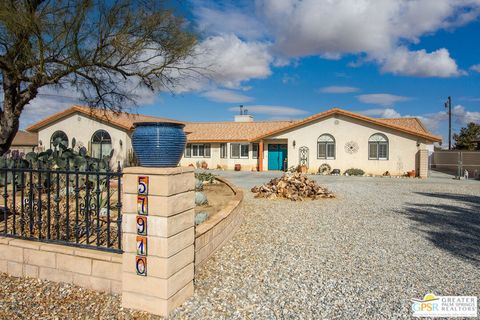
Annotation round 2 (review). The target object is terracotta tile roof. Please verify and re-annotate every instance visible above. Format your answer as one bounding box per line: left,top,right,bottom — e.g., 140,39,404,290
377,117,428,134
251,108,441,142
183,120,300,142
26,105,184,132
26,105,441,143
12,130,38,146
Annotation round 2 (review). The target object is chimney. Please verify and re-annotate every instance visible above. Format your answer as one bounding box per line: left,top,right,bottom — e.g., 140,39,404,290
234,105,253,122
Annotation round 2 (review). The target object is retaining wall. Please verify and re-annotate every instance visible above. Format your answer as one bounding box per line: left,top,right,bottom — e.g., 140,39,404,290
194,177,244,271
0,237,122,294
0,174,244,316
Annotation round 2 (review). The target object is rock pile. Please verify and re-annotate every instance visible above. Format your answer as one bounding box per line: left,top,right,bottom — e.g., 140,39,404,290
251,173,334,201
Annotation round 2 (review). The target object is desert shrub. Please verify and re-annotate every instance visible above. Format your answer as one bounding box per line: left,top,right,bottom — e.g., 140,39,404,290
345,168,365,176
195,172,215,183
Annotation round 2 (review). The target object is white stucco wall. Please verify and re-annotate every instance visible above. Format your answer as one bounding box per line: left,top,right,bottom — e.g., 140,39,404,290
36,113,131,166
270,114,428,175
34,112,429,175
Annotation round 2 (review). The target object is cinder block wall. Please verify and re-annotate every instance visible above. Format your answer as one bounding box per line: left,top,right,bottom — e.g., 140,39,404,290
0,237,122,294
195,178,244,271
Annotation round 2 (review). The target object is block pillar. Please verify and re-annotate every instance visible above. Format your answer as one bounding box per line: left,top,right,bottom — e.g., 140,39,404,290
417,149,428,178
121,166,195,317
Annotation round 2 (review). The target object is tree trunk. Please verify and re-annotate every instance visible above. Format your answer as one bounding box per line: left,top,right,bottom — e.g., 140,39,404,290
0,103,20,156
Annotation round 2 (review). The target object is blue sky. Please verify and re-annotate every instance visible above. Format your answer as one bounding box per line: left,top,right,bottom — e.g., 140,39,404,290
22,0,480,145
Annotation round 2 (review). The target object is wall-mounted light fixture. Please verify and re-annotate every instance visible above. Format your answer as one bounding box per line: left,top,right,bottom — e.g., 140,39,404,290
292,140,296,148
119,139,123,147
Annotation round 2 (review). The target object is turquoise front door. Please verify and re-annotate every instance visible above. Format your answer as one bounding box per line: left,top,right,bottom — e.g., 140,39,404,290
268,144,288,170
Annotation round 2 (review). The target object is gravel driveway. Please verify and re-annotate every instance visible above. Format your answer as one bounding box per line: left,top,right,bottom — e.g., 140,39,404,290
173,171,479,319
1,171,479,319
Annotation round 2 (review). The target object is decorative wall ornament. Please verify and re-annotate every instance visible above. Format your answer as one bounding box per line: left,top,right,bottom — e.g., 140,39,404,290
345,141,359,154
299,146,309,167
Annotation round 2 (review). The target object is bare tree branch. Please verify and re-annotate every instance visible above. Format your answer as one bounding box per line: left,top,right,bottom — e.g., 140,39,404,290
0,0,198,154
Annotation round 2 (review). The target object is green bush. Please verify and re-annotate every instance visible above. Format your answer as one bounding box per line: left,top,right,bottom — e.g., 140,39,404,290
345,168,365,176
195,172,215,183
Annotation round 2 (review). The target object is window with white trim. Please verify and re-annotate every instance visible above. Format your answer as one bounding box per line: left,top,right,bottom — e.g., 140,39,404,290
231,143,249,159
252,143,259,159
220,143,227,158
368,133,389,160
91,130,112,159
317,134,335,159
50,130,69,149
184,143,210,158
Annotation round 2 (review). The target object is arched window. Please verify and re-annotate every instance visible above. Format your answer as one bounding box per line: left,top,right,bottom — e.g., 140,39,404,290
369,133,389,160
50,131,69,149
91,130,112,159
317,134,335,159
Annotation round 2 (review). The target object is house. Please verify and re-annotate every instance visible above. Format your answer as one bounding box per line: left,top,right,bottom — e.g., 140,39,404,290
9,130,38,155
26,105,441,176
26,106,177,166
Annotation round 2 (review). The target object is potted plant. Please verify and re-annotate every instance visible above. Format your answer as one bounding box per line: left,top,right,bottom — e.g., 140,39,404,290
298,165,308,174
132,121,186,167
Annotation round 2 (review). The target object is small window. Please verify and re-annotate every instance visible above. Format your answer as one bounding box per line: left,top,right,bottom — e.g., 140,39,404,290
231,143,249,159
91,130,112,159
317,134,335,159
240,144,249,158
368,133,389,160
231,144,240,159
50,131,69,149
220,143,227,159
190,144,210,158
184,144,192,158
192,144,203,157
204,144,211,158
252,143,259,159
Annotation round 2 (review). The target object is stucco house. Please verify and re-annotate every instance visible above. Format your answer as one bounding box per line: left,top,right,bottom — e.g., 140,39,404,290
9,130,38,154
26,105,441,176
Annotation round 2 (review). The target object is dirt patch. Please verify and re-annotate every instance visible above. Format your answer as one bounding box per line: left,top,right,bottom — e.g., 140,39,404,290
195,182,235,221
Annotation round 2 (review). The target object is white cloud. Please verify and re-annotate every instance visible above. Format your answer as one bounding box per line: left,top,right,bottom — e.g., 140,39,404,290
20,90,81,129
19,77,158,129
360,108,401,118
380,47,463,77
451,104,480,124
254,0,478,77
419,105,480,130
228,105,308,116
180,34,273,91
470,64,480,72
319,86,360,93
202,89,254,103
194,5,266,41
356,94,412,106
358,105,480,144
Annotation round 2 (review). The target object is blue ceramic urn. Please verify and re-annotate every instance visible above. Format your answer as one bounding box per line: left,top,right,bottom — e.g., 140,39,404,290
132,121,187,167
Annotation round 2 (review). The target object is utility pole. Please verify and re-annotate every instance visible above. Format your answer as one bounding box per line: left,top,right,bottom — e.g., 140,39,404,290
444,96,452,150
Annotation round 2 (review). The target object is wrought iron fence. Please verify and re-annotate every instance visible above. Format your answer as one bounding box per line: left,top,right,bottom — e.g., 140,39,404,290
0,160,122,252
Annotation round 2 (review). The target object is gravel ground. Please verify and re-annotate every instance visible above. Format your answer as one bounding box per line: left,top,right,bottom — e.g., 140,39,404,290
1,171,479,319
